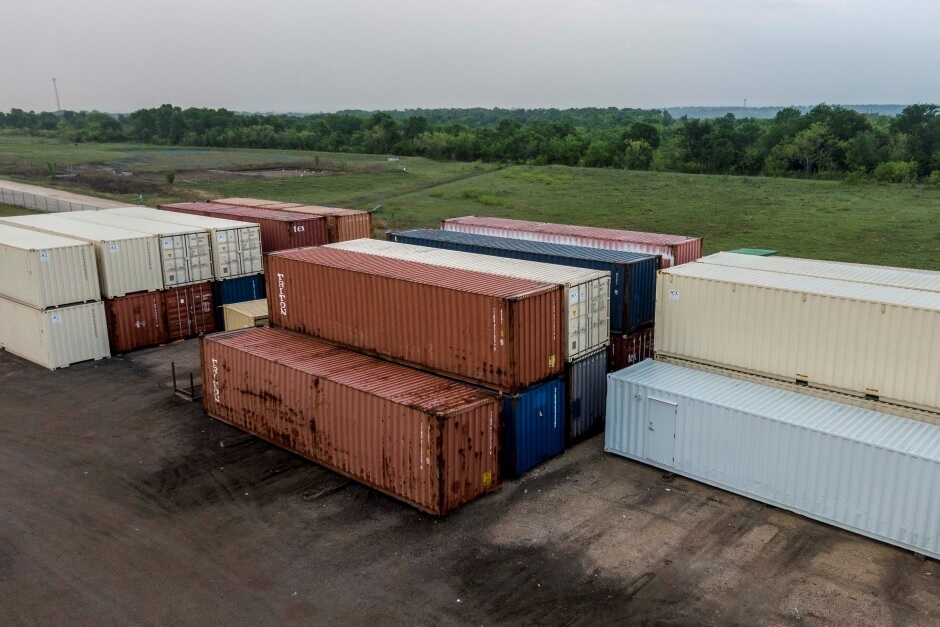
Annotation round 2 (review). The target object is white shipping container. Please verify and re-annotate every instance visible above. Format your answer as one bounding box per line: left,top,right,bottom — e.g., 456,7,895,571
0,214,163,297
328,238,611,360
60,210,213,286
0,297,110,369
104,207,264,279
655,263,940,412
606,359,940,561
223,299,270,330
0,225,100,309
700,251,940,293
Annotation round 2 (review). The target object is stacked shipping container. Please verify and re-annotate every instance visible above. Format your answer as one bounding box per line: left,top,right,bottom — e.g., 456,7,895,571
212,198,372,243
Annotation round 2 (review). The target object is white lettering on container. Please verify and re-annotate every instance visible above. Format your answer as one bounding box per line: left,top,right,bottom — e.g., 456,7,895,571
277,273,288,316
669,290,680,300
211,357,221,403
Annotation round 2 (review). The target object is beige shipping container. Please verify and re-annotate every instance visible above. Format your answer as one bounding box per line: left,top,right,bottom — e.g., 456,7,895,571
699,252,940,294
223,299,269,330
655,263,940,412
104,207,264,279
59,211,213,286
0,214,163,297
328,238,610,361
0,297,110,369
0,225,100,309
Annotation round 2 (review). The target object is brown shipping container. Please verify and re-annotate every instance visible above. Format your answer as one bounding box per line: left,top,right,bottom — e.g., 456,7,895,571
213,198,372,243
608,326,655,373
267,247,564,392
202,327,502,515
158,202,328,252
104,291,168,353
164,281,216,340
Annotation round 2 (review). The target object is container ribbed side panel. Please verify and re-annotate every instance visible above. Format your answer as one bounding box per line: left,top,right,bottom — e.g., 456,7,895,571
202,328,501,515
211,200,372,243
502,378,565,477
212,274,266,329
566,347,608,442
608,327,655,373
223,299,269,330
0,298,110,369
164,282,215,340
104,291,168,353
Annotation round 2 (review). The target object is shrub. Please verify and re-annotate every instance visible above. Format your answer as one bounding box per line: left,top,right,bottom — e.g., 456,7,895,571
873,161,917,184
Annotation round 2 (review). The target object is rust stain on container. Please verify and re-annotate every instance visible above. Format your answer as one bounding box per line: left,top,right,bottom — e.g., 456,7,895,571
164,281,215,340
201,327,501,515
266,247,563,392
213,198,372,243
104,291,168,353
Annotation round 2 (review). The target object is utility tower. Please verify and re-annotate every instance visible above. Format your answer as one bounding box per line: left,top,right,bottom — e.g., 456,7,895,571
52,78,61,113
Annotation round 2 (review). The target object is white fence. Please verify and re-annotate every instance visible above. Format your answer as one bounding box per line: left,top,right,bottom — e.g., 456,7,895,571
0,187,105,213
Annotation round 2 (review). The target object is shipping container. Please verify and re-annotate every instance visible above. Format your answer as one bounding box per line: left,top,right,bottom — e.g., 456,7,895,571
700,251,940,294
566,347,608,443
267,247,563,392
501,378,565,478
107,207,264,279
104,291,168,353
655,263,940,413
606,359,940,561
59,210,213,287
223,299,269,330
0,224,100,309
389,229,658,333
329,238,610,361
0,297,109,369
212,274,266,329
608,327,655,373
164,282,215,340
202,327,501,516
0,214,163,297
441,216,702,267
213,198,372,243
159,202,327,252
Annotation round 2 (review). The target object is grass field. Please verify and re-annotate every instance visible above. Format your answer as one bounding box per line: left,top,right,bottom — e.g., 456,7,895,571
1,135,937,269
0,203,37,217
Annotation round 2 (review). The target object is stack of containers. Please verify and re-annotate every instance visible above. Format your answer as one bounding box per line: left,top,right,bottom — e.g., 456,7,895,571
104,207,265,330
157,202,328,253
328,238,612,444
222,299,269,330
0,224,110,368
212,197,373,243
266,246,566,477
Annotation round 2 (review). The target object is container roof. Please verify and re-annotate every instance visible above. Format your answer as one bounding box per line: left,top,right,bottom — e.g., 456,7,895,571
0,214,159,242
0,223,91,249
443,215,699,245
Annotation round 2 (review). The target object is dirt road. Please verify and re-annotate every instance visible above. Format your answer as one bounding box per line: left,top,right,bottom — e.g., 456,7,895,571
0,179,130,212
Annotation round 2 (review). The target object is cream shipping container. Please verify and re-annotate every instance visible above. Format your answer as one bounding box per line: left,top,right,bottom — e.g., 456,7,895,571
655,262,940,412
0,297,110,369
59,210,213,287
0,224,100,309
606,359,940,561
0,214,163,297
105,207,264,280
328,238,610,361
223,299,269,330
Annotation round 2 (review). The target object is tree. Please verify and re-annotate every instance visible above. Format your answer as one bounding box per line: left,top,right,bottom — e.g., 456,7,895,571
622,121,661,149
891,104,940,176
624,140,654,170
789,123,835,173
165,172,175,185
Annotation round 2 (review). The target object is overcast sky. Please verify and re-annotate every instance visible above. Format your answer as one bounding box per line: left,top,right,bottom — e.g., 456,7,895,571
2,0,938,113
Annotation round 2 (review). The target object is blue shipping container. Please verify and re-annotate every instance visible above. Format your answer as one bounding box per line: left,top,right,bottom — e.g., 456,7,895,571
566,347,608,443
502,377,566,478
211,274,266,329
389,229,659,333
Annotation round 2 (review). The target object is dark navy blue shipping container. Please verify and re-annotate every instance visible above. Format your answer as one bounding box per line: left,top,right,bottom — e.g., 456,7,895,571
566,347,608,443
211,274,266,329
502,377,566,478
389,229,659,333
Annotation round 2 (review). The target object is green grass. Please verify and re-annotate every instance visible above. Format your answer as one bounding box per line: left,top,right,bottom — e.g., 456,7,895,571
0,203,38,217
1,136,937,269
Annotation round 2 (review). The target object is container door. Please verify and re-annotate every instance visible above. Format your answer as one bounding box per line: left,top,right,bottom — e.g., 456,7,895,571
568,285,587,359
647,398,677,467
215,229,235,277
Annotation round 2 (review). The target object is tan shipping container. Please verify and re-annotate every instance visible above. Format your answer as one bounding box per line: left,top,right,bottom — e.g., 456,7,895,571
0,224,100,309
655,263,940,412
223,299,269,330
0,214,163,297
0,297,110,369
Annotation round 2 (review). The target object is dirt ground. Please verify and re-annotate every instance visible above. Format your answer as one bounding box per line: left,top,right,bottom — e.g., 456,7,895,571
1,341,938,626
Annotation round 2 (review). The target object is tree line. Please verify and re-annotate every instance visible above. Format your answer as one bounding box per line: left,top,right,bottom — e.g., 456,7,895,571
2,104,939,183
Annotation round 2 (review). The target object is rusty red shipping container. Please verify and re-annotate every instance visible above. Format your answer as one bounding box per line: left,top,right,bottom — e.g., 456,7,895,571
441,216,702,267
267,247,564,392
608,326,655,373
213,198,372,243
104,291,168,353
164,281,215,340
202,327,501,515
158,202,328,252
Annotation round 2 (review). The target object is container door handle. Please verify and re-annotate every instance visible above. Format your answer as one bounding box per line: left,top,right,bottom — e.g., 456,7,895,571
649,421,654,431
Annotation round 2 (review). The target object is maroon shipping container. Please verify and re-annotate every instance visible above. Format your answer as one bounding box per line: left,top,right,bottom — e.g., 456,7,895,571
202,327,501,515
164,281,216,340
608,326,655,373
213,198,372,243
266,247,564,393
104,291,168,353
441,216,702,267
158,202,328,252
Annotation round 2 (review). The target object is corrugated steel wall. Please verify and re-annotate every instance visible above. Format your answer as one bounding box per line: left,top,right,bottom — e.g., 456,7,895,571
566,347,608,443
104,291,168,353
164,282,215,340
502,378,565,477
605,359,940,561
223,299,270,331
0,298,110,369
608,327,655,373
213,199,373,243
202,327,501,515
212,274,266,329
